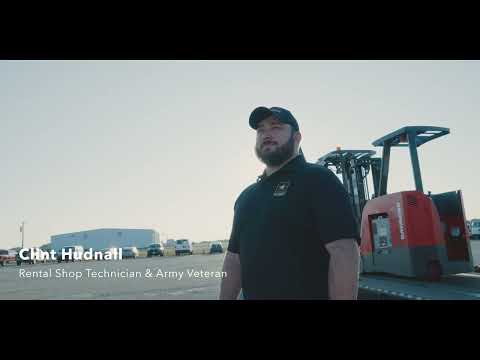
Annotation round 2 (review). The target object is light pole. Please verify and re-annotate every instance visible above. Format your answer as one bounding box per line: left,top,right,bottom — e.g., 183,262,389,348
20,221,25,248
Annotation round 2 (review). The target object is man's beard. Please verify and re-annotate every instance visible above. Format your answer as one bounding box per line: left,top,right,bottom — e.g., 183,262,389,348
255,134,295,167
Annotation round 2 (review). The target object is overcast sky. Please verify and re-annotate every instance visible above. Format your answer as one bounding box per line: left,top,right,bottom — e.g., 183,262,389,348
1,60,479,249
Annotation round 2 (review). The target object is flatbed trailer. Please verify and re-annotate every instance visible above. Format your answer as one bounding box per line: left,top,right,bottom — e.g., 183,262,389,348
358,273,480,300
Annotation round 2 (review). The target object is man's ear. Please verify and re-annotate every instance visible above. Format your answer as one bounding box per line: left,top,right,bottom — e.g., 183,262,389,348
294,131,302,144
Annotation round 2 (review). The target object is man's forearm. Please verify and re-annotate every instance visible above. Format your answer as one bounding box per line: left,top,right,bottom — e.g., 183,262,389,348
326,239,360,300
219,251,242,300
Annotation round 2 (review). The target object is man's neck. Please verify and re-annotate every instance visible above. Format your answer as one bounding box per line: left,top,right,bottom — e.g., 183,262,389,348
265,153,300,177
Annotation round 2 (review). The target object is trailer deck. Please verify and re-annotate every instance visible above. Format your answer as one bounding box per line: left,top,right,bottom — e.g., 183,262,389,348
359,272,480,300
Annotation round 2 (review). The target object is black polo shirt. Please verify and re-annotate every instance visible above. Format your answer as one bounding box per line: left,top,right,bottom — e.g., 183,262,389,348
228,154,359,300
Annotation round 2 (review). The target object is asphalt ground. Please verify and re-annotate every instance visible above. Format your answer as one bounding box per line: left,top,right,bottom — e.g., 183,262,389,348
0,253,227,300
1,242,479,300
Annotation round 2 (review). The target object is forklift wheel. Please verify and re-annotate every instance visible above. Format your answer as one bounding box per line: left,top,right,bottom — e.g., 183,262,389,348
425,260,443,282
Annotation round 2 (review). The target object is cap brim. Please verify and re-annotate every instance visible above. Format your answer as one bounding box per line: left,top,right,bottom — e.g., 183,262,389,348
249,107,273,129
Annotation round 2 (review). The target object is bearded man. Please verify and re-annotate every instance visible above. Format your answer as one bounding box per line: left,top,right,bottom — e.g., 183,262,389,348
219,106,360,300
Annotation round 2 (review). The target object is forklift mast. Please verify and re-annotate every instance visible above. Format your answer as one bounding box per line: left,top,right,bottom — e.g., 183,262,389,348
317,149,381,224
316,127,450,225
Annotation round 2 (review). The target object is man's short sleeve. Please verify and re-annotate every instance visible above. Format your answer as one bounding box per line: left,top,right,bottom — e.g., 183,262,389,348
309,168,360,245
227,199,241,254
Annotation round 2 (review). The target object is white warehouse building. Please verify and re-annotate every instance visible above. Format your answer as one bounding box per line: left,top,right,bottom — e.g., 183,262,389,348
50,228,160,251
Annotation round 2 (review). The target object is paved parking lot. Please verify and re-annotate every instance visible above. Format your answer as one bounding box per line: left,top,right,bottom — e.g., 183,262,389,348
0,254,227,300
1,242,479,300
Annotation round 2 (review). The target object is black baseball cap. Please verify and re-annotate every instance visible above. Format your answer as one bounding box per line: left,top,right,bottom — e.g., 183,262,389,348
249,106,299,131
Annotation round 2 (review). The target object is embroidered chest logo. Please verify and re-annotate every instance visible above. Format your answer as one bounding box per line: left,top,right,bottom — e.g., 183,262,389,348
273,181,291,197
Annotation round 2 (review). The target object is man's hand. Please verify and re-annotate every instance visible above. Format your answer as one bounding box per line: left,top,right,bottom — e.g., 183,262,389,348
219,251,242,300
325,238,360,300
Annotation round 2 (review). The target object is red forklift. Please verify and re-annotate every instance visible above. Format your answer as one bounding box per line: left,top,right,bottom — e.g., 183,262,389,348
318,126,474,283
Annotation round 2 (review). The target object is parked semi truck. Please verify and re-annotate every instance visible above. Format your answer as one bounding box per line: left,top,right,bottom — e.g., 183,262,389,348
0,250,17,266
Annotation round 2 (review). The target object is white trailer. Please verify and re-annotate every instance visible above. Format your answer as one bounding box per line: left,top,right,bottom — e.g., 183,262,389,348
470,219,480,240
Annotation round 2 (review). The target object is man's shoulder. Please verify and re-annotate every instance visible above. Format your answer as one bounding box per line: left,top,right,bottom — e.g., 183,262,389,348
234,182,259,207
300,161,338,181
300,161,349,199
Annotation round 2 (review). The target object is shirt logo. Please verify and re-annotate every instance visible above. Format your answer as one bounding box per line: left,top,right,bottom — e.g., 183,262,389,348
273,181,290,197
